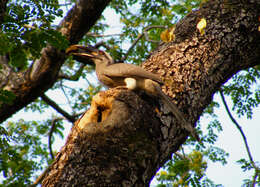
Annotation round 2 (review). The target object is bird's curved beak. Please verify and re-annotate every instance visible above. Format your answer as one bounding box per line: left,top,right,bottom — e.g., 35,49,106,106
66,44,100,64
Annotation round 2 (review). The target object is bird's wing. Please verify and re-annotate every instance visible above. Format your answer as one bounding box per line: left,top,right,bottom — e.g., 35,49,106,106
103,63,162,84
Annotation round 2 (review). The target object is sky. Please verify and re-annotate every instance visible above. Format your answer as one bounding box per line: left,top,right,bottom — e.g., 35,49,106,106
4,2,260,186
200,94,260,186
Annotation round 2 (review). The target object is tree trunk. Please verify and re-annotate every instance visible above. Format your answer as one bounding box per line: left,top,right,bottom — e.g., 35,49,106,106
41,0,260,186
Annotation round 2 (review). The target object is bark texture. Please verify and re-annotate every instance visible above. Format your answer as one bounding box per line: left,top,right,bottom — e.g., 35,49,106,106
0,0,111,123
42,0,260,186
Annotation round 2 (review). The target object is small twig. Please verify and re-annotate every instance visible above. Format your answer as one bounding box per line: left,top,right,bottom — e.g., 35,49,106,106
252,170,258,187
60,81,73,110
175,151,192,163
143,25,166,43
94,41,111,50
58,63,85,81
60,83,76,90
181,146,186,157
48,118,62,159
29,117,84,186
121,25,166,61
144,31,160,43
86,33,123,38
41,94,75,123
58,73,76,81
121,32,144,61
175,151,185,159
30,116,59,187
219,90,259,186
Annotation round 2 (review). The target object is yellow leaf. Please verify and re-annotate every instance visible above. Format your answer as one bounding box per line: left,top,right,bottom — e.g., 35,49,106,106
160,29,169,42
160,170,167,175
160,26,175,42
197,18,207,35
21,124,28,131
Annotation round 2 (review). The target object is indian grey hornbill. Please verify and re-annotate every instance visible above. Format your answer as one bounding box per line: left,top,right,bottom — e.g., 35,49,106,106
66,44,200,142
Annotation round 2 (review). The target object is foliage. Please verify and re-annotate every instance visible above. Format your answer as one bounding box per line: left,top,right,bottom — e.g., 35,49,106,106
0,0,68,70
156,150,209,186
222,68,260,119
237,158,260,186
0,0,259,186
0,120,51,186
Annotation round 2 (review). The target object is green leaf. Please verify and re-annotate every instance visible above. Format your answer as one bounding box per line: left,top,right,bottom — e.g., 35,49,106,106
9,48,28,70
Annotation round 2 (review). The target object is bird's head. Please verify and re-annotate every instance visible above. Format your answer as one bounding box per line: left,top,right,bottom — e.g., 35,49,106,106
66,45,114,66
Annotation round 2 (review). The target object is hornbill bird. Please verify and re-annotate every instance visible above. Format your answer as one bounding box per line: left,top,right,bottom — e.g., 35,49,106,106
66,44,200,142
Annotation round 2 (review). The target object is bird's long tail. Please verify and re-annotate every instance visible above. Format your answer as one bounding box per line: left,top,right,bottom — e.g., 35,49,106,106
153,84,200,142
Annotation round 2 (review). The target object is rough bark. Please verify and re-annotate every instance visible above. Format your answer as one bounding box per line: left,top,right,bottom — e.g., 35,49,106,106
42,0,260,186
0,0,111,123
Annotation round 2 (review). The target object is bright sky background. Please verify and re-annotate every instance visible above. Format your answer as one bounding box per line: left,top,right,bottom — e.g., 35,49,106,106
5,2,260,187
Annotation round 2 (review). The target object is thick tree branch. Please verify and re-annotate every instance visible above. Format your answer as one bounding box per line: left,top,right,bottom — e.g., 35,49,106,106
41,94,75,123
42,0,260,186
0,0,112,123
59,0,111,44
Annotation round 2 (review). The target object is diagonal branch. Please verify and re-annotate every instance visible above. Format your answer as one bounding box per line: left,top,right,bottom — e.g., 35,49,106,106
60,82,73,110
41,94,75,123
121,25,166,61
29,117,63,187
58,63,85,81
48,117,63,159
59,0,112,44
219,89,259,185
30,165,52,187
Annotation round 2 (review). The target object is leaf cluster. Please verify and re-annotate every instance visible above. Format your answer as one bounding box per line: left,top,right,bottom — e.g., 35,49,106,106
0,120,51,186
222,68,260,119
156,150,219,187
0,0,68,70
